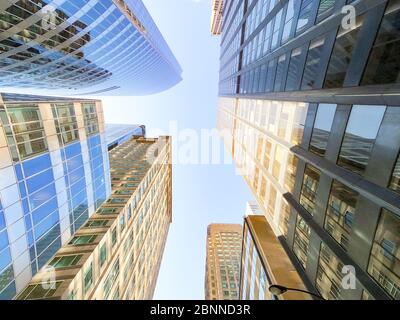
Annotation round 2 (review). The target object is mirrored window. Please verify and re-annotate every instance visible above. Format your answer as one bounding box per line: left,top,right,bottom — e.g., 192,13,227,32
368,208,400,299
362,0,400,85
324,16,364,88
324,180,359,251
300,164,321,215
301,36,326,90
310,104,337,157
338,105,386,175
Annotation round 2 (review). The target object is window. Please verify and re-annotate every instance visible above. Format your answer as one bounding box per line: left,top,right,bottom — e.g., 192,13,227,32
119,214,125,232
325,181,359,251
293,216,310,269
362,0,400,85
281,0,295,43
286,47,304,91
52,103,79,145
85,220,109,228
274,54,287,92
317,0,335,20
310,104,337,157
84,263,93,293
112,228,117,247
100,243,107,267
301,36,327,90
296,0,314,34
18,282,62,300
368,208,400,299
69,235,97,246
316,243,345,300
300,165,321,215
49,255,82,269
338,105,386,175
324,15,364,88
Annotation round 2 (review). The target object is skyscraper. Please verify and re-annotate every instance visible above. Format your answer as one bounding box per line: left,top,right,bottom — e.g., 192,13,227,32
105,124,146,151
215,0,400,300
205,224,242,300
240,203,309,300
0,93,110,299
16,136,172,300
0,0,182,95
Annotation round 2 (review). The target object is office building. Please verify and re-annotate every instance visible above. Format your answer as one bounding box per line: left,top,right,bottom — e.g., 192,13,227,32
16,136,172,300
0,0,182,95
240,203,309,300
211,0,225,35
216,0,400,300
105,124,146,151
0,93,110,299
205,224,242,300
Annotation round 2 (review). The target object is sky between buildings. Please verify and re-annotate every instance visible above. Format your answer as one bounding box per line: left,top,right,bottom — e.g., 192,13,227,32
102,0,254,299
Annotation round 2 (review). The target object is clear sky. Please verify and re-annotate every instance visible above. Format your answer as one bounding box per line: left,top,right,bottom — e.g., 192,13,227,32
102,0,254,299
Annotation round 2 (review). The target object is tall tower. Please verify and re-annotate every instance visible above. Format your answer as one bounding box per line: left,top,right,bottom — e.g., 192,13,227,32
215,0,400,300
0,0,182,95
16,136,172,300
0,93,111,299
205,224,242,300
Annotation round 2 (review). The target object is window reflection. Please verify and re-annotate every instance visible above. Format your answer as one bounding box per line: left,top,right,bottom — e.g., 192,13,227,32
286,47,303,91
324,15,364,88
310,104,337,157
301,36,326,90
337,105,386,176
362,0,400,86
300,164,321,215
316,243,345,300
324,180,359,251
293,215,310,269
368,208,400,299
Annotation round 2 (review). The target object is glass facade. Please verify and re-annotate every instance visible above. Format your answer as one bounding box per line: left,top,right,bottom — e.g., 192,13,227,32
0,93,110,299
216,0,400,300
0,0,182,95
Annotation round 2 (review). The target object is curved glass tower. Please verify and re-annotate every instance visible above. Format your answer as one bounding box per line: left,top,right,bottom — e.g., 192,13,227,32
0,0,182,96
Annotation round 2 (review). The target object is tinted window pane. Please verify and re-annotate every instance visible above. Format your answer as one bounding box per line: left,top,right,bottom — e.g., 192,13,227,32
324,16,364,88
310,104,337,157
368,209,400,299
362,0,400,85
325,181,359,251
302,36,326,90
300,164,321,215
286,47,303,91
338,105,386,175
274,54,286,92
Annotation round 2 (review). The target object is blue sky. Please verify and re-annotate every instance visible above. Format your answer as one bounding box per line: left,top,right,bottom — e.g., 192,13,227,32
102,0,254,299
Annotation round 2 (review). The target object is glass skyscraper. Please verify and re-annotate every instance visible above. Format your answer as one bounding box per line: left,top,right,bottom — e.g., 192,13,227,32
0,93,110,299
0,0,182,95
215,0,400,300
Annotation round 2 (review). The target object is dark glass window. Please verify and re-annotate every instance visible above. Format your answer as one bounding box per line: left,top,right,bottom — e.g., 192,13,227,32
300,164,321,215
265,59,277,92
324,16,364,88
274,54,287,92
309,104,337,157
301,36,326,90
338,105,386,176
368,209,400,299
325,181,359,251
286,47,303,91
362,0,400,86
